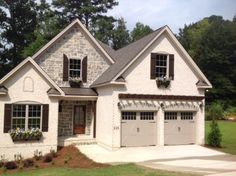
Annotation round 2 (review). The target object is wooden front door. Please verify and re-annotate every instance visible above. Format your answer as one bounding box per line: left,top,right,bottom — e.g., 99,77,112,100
74,105,86,134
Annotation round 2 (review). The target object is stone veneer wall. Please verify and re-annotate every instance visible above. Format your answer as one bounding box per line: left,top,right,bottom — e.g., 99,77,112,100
35,26,110,87
58,101,93,136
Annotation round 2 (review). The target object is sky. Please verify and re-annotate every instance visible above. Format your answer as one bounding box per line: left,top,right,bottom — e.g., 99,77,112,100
106,0,236,33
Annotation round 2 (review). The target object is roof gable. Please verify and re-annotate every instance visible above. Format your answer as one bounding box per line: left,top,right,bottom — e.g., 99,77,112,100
0,57,64,95
32,19,115,64
92,26,212,88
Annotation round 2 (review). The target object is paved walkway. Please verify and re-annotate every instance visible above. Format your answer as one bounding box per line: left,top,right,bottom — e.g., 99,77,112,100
78,145,236,176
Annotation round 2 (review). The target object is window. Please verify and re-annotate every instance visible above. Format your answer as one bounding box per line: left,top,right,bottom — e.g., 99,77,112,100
155,54,168,78
165,112,177,120
69,59,81,78
12,104,42,130
122,112,136,120
181,112,193,120
140,112,154,120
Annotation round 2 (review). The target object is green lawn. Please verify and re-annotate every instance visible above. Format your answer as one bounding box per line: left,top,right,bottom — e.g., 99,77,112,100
1,164,198,176
205,120,236,155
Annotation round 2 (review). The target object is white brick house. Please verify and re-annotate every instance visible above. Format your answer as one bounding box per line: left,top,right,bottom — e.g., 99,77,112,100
0,19,212,159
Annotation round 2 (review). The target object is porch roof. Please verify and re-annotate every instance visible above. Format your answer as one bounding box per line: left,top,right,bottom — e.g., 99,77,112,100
60,87,98,96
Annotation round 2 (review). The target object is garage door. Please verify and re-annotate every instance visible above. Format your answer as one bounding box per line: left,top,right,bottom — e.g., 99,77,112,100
121,111,157,147
164,112,195,145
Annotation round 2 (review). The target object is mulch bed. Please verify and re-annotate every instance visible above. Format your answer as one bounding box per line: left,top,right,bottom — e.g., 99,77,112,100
0,145,108,175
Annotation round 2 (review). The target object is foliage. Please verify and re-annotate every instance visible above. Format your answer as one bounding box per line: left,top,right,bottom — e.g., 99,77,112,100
4,161,17,170
9,128,42,141
50,149,57,158
91,16,116,45
206,102,224,120
52,0,118,29
23,159,34,168
0,0,38,77
178,15,236,106
111,18,131,50
207,120,222,147
205,121,236,154
156,76,171,88
131,22,153,42
34,150,43,161
43,153,53,163
14,154,23,164
224,106,236,119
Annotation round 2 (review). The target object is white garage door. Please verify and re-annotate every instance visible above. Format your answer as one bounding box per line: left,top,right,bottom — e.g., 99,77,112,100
164,112,195,145
121,111,157,147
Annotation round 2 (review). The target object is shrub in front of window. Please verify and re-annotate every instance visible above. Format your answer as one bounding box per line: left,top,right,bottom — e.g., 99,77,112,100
69,77,82,88
4,161,17,170
9,128,42,141
23,159,34,168
156,76,171,88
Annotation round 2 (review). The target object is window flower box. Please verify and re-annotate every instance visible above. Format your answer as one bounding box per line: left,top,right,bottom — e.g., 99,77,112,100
69,77,82,88
156,77,171,88
9,128,42,142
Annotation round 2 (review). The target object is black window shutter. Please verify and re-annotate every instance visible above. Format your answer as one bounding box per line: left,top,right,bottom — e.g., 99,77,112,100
4,104,12,133
42,104,49,132
169,54,174,80
63,54,69,81
82,56,87,82
150,53,156,79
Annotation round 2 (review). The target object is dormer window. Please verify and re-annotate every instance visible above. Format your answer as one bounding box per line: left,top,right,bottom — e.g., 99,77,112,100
69,59,81,78
151,53,174,80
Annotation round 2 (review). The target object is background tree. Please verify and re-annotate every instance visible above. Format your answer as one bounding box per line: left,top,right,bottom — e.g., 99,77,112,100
178,15,236,107
130,22,153,42
0,0,37,77
91,16,116,45
111,17,130,50
23,0,62,57
52,0,118,29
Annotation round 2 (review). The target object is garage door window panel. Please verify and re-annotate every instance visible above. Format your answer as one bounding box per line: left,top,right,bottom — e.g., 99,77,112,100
122,112,136,120
181,112,194,120
140,112,154,120
165,112,177,120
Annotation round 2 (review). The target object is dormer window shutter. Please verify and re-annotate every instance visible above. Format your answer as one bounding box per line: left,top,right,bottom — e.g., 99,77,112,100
82,56,87,82
63,54,69,81
4,104,12,133
150,53,156,79
169,54,174,80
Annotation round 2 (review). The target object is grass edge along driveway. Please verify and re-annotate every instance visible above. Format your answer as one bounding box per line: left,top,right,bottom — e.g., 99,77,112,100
1,164,199,176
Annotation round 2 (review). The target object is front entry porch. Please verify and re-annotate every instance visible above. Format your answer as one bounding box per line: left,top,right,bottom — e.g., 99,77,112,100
57,100,96,146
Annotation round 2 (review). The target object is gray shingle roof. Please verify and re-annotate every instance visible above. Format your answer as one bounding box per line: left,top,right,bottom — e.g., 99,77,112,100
92,26,165,87
61,87,98,96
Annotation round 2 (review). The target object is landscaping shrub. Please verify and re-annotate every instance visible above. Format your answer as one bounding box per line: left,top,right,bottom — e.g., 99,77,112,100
207,120,222,147
34,150,42,161
43,154,53,163
206,102,224,120
23,159,34,168
4,161,17,170
50,149,57,158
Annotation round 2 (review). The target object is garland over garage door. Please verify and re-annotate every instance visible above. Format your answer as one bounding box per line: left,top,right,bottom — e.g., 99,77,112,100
164,112,195,145
121,111,157,147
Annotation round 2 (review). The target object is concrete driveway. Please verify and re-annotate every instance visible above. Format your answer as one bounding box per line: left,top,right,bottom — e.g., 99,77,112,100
78,145,236,175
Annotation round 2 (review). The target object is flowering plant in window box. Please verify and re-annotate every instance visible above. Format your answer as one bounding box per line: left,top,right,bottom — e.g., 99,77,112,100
69,77,82,88
156,76,171,88
9,128,42,142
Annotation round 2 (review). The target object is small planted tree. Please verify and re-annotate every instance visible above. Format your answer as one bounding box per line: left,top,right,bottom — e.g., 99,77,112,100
207,119,222,147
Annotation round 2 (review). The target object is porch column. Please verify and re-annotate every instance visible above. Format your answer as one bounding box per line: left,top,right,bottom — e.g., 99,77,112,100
92,101,97,138
157,108,164,146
